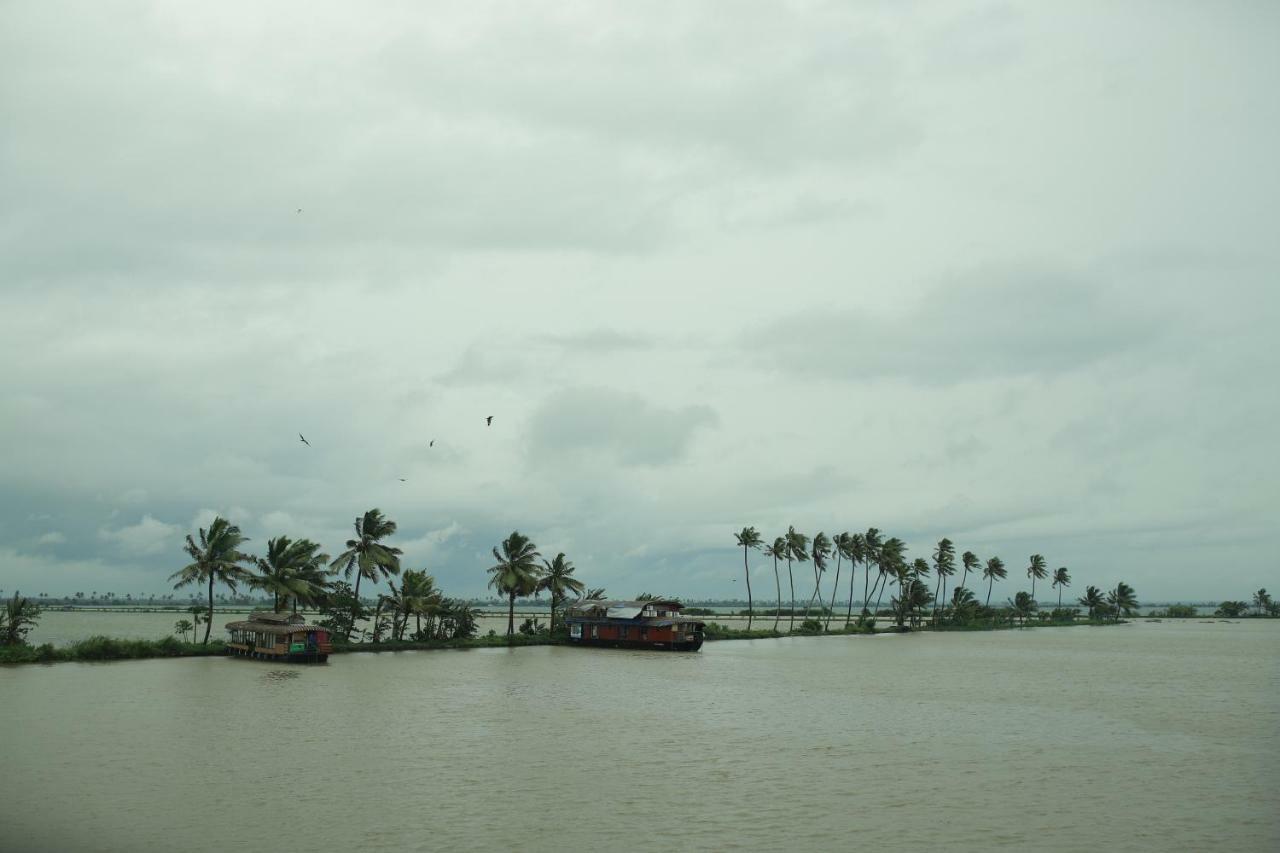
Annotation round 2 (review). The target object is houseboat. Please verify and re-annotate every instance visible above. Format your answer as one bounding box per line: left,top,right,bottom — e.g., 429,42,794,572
224,610,332,662
563,599,705,651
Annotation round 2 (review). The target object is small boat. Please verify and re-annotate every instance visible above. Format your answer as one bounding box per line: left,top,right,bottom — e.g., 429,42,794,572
224,610,332,663
564,599,706,651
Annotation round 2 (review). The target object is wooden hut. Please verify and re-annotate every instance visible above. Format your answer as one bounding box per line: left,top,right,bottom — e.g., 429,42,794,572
563,599,705,651
224,610,331,663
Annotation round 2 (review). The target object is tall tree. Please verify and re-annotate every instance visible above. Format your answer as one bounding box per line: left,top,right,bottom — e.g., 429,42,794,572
873,538,907,618
1253,588,1271,616
538,552,585,634
1026,554,1048,603
784,526,810,632
843,533,867,628
488,531,542,636
1051,567,1071,609
330,509,403,642
860,528,883,623
734,527,763,630
827,532,851,630
982,556,1007,609
1007,591,1038,626
764,537,787,632
170,516,252,644
250,536,330,612
959,550,979,597
931,538,956,625
1107,582,1138,622
805,532,832,622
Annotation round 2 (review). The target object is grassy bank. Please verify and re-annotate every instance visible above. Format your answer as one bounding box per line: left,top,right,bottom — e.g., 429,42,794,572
1,618,1127,665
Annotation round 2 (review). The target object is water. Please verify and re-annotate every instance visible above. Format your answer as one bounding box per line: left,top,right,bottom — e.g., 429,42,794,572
2,621,1276,851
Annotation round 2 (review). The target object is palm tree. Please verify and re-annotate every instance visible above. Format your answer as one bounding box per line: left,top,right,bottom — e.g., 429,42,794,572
169,516,252,644
783,527,810,632
250,537,331,612
931,538,956,625
950,586,979,624
1026,554,1048,604
1008,591,1037,626
1078,585,1105,620
958,550,979,596
1051,567,1071,609
539,552,585,633
843,533,866,628
173,619,194,643
1,592,42,646
330,509,402,641
488,531,542,636
1107,582,1138,622
860,528,882,623
734,527,763,630
982,556,1006,608
1253,588,1271,616
826,532,851,630
805,531,832,622
872,537,906,618
764,537,786,632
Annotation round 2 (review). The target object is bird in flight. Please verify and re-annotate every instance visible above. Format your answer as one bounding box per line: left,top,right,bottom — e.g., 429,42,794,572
299,433,311,447
429,440,434,448
399,478,406,482
486,416,493,426
296,208,302,214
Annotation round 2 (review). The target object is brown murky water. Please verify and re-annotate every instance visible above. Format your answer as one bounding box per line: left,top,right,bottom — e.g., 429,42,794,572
2,620,1276,851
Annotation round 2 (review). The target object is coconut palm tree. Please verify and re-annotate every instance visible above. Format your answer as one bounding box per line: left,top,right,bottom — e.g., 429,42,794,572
843,532,867,628
330,509,403,641
1026,554,1048,603
539,552,585,633
860,528,883,623
1078,585,1105,620
826,532,852,630
931,538,955,625
734,527,763,630
0,592,42,646
805,531,832,622
959,550,979,596
784,526,810,632
170,516,252,644
488,531,542,636
950,586,979,624
250,536,331,612
873,538,907,618
1051,567,1071,608
1008,591,1037,626
1107,582,1138,622
1253,588,1271,616
764,537,786,632
982,556,1006,608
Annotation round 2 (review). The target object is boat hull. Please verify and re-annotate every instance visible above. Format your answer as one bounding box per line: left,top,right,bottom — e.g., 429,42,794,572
225,645,329,663
567,637,703,652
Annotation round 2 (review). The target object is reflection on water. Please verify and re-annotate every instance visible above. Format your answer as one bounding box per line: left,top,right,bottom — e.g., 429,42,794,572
2,620,1277,852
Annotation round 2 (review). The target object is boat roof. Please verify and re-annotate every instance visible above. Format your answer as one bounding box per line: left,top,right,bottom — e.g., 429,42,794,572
565,599,683,611
225,616,327,635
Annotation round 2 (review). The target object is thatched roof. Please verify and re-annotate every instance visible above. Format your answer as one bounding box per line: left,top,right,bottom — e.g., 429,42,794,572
225,611,326,635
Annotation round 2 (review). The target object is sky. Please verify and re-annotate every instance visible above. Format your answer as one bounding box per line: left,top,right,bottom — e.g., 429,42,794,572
2,0,1277,604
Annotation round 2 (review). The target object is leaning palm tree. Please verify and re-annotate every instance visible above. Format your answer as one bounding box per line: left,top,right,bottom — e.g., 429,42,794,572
734,527,763,630
959,550,979,596
843,532,867,628
805,531,832,622
488,531,542,636
170,516,252,644
1078,585,1105,620
250,536,331,612
783,527,810,632
330,509,402,641
764,537,787,632
982,556,1006,608
860,528,883,623
1026,554,1048,604
825,532,851,630
931,538,956,625
872,538,907,618
1007,591,1037,626
538,552,585,633
1107,582,1138,622
1051,567,1071,608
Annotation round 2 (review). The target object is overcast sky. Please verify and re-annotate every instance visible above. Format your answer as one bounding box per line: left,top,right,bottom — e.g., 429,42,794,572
2,1,1277,604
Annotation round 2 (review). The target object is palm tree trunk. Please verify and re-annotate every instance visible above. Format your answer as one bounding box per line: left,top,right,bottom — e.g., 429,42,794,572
862,564,873,622
1031,576,1036,602
845,559,857,628
873,573,888,618
786,558,795,632
1057,587,1062,608
773,557,782,632
203,575,214,644
804,565,821,622
274,591,279,613
940,577,948,625
826,554,842,631
986,577,993,608
507,590,516,636
348,573,363,642
931,574,942,625
550,595,557,634
742,546,754,631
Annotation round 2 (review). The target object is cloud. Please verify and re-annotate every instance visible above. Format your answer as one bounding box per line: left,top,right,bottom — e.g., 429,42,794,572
98,515,181,556
527,387,718,467
36,531,66,546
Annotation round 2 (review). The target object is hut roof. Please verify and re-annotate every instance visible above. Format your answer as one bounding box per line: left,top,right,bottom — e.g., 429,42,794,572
225,612,326,635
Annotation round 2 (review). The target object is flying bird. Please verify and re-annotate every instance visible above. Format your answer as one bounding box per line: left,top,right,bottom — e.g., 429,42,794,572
296,208,302,214
299,433,311,447
485,416,493,426
399,478,406,482
429,440,434,448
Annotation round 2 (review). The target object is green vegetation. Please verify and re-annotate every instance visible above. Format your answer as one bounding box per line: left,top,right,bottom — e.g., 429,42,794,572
1,592,42,647
539,552,585,635
169,517,253,644
331,508,403,641
487,531,542,637
733,526,762,630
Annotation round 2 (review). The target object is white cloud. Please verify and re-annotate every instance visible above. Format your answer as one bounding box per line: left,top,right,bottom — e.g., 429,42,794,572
97,515,181,556
36,531,66,546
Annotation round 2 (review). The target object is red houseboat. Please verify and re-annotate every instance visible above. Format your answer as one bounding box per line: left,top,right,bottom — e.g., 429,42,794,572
224,610,332,663
564,599,705,651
